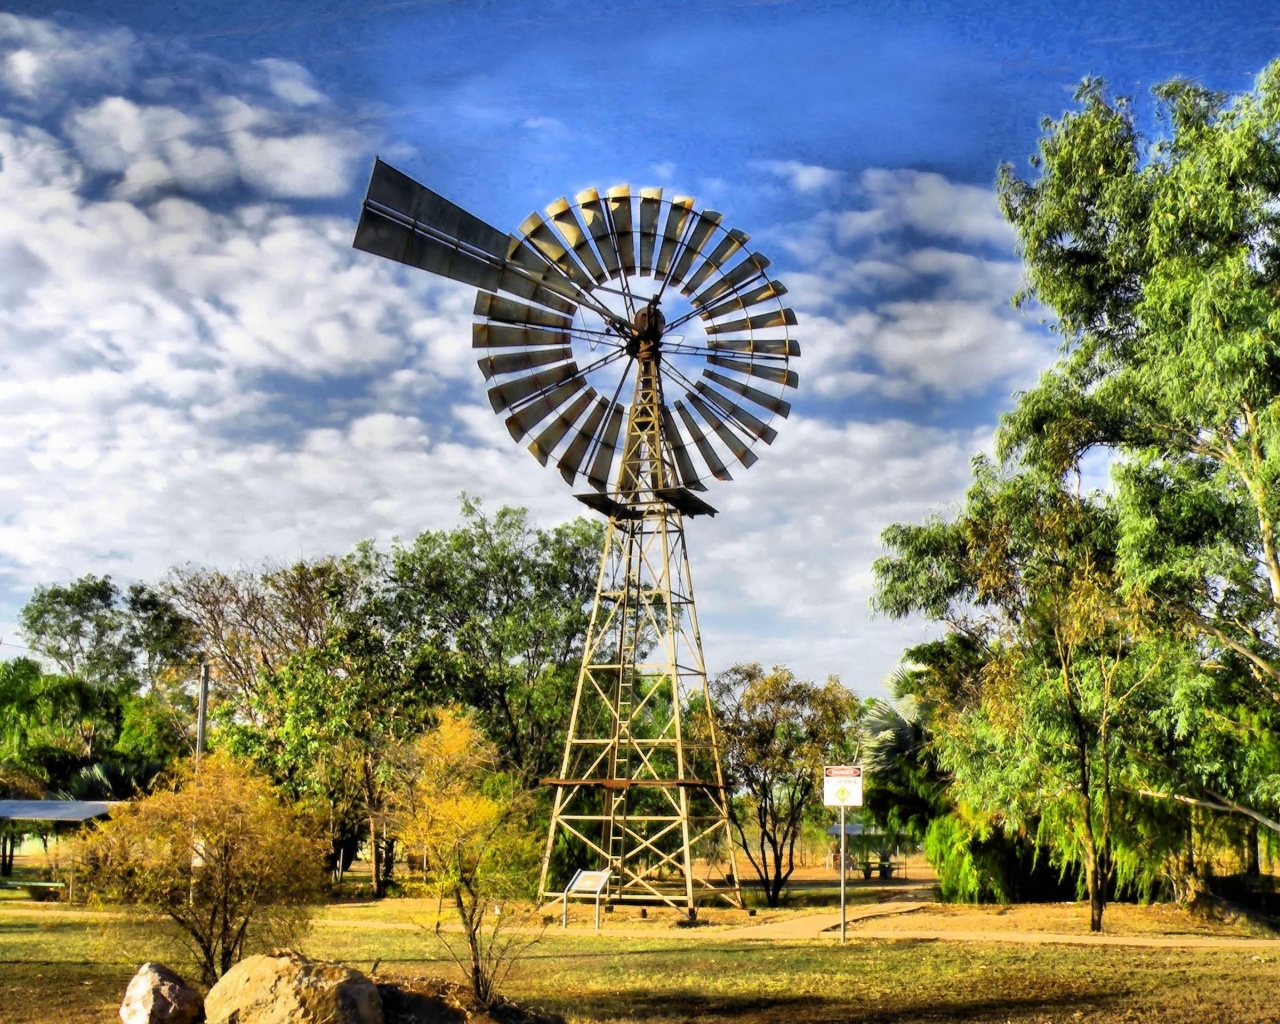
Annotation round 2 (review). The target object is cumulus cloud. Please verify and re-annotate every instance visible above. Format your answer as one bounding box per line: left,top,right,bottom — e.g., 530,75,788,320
768,168,1048,404
756,159,842,194
0,16,487,618
691,414,991,687
0,15,1054,693
0,14,135,106
2,18,366,202
840,168,1016,250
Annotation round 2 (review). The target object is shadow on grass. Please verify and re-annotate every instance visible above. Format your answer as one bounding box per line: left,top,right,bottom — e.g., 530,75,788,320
531,988,1120,1024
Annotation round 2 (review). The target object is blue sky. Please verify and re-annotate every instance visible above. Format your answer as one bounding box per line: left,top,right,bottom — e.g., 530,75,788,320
1,1,1277,691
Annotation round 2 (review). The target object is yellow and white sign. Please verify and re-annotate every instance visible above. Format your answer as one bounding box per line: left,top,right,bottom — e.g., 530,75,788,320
823,765,863,807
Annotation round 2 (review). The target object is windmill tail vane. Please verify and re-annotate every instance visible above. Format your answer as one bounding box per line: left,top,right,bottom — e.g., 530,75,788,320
353,158,802,913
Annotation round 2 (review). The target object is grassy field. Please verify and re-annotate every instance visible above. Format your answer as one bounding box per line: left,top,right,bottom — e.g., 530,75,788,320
3,895,1280,1024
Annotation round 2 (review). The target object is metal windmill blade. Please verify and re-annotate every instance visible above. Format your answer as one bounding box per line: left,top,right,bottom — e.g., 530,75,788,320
353,162,800,500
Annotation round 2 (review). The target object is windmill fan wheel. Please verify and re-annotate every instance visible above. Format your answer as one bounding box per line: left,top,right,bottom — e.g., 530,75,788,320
474,185,800,493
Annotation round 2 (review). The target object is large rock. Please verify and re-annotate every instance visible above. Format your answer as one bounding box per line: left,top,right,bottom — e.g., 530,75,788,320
119,962,203,1024
204,951,382,1024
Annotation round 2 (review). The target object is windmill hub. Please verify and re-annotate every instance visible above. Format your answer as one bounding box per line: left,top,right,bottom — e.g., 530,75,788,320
628,301,666,359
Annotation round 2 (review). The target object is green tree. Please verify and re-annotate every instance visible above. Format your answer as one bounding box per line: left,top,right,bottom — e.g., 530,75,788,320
16,576,199,776
72,753,326,985
996,67,1280,839
875,459,1231,929
222,558,433,898
372,497,603,780
712,663,860,907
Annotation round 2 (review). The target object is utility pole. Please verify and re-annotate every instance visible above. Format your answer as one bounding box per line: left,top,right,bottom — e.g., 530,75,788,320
195,661,210,761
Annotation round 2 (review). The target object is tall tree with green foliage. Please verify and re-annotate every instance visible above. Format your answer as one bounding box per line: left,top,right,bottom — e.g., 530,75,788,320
372,497,603,780
875,462,1187,929
220,554,433,897
996,66,1280,840
7,577,198,799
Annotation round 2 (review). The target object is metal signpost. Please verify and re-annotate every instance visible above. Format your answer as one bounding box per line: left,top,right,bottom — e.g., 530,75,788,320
823,765,863,944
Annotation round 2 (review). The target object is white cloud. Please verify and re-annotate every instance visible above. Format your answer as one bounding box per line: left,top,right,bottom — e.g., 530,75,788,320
840,168,1016,250
0,15,1052,698
691,414,991,689
257,59,326,107
0,14,135,105
769,170,1049,402
756,159,842,194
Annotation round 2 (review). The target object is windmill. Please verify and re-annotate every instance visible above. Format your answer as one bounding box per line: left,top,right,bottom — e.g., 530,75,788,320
353,160,799,913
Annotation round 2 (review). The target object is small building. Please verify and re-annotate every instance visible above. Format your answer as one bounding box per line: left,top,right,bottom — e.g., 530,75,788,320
0,800,116,879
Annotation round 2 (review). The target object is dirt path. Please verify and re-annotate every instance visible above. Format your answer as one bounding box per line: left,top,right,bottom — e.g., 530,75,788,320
7,898,1277,950
843,924,1280,949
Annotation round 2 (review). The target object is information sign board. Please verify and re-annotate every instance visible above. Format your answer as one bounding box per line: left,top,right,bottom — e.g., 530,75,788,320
823,765,863,807
567,869,611,895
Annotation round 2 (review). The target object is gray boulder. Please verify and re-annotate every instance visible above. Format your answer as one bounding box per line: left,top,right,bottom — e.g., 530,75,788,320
119,962,203,1024
204,950,381,1024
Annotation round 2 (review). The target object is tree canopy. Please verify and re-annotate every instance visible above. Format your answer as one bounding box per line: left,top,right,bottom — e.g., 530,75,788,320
872,63,1280,926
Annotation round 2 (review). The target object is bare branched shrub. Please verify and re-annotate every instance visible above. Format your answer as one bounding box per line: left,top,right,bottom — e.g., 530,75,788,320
396,709,543,1007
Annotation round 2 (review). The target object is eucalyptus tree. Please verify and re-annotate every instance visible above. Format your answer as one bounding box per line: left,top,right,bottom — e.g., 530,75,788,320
996,65,1280,845
372,497,603,780
875,461,1209,929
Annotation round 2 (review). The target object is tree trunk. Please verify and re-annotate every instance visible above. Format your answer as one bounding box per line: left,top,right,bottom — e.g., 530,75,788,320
1246,821,1261,877
381,834,396,887
368,813,381,897
1081,822,1105,933
1088,868,1106,932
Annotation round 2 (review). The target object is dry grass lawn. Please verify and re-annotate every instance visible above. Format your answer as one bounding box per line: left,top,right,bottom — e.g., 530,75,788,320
2,885,1278,1023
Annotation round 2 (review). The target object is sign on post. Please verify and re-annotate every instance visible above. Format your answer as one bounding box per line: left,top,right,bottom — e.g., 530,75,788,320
823,764,863,945
823,765,863,807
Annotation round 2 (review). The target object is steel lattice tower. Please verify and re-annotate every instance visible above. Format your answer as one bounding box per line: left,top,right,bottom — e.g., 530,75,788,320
538,316,742,912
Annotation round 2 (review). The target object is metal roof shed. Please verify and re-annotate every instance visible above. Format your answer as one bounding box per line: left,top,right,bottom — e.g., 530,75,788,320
0,800,115,822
